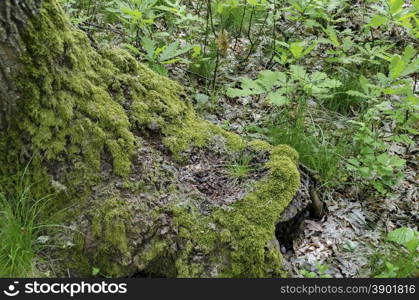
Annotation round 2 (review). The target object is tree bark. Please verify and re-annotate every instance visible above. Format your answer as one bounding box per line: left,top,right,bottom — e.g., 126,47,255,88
0,1,42,129
0,0,300,278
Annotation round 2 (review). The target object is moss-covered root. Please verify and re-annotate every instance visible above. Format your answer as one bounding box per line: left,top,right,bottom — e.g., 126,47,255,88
172,145,300,278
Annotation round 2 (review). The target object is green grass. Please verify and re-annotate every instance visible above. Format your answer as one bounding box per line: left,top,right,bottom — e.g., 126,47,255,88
266,106,348,187
0,174,52,277
322,73,366,116
227,152,254,180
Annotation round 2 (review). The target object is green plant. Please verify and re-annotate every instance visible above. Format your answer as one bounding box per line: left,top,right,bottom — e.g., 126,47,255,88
321,74,366,115
92,267,101,276
227,66,342,107
268,115,345,187
366,0,419,39
346,120,406,194
372,227,419,278
125,38,194,75
345,45,418,194
227,152,254,180
107,0,160,41
0,172,53,277
300,262,332,278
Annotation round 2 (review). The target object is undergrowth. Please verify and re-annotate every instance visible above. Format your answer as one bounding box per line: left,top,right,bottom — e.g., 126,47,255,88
0,169,53,277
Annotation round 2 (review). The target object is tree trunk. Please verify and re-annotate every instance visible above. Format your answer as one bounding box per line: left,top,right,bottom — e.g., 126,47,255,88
0,0,300,277
0,1,42,129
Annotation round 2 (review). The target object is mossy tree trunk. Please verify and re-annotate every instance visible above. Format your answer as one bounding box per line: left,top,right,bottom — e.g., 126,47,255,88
0,1,42,129
0,0,300,278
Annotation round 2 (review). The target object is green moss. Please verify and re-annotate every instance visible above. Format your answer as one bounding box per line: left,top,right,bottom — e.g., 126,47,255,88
89,198,132,275
248,139,274,153
271,145,299,164
172,144,300,277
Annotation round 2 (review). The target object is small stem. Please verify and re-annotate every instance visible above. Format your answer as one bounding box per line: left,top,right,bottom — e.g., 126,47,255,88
233,5,247,50
207,0,217,38
241,6,255,65
212,50,220,92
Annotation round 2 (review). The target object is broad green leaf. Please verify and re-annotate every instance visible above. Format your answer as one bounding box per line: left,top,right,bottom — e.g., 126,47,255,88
141,37,156,60
369,15,389,27
401,58,419,77
241,78,266,94
359,76,369,93
389,55,406,79
389,0,404,14
317,78,342,89
359,167,371,178
290,65,307,80
289,0,303,12
377,153,389,164
401,45,416,64
257,70,284,90
226,77,267,98
159,42,193,62
246,0,259,6
290,42,304,59
194,93,209,105
405,238,419,253
267,91,290,107
310,71,328,82
388,227,416,246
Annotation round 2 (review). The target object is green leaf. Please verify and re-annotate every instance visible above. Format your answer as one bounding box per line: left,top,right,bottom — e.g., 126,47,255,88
389,55,406,79
388,227,415,246
267,91,290,107
346,90,367,98
194,93,209,105
377,153,389,164
246,0,260,6
141,37,156,60
158,42,180,62
290,65,307,80
227,78,265,98
359,75,369,93
303,42,317,56
389,0,404,14
123,44,141,56
257,70,284,90
401,45,416,64
290,42,304,59
369,15,389,27
158,42,193,63
405,238,419,253
92,267,100,276
347,158,360,167
324,25,340,47
289,0,303,12
359,167,371,178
